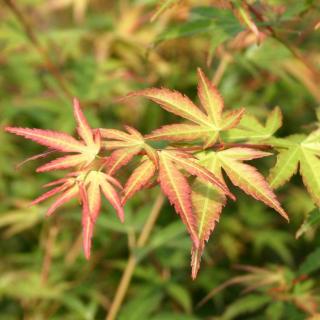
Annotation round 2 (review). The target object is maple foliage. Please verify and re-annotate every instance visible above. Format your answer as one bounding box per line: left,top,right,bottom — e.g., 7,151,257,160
6,99,124,259
268,130,320,206
5,69,300,279
131,68,245,147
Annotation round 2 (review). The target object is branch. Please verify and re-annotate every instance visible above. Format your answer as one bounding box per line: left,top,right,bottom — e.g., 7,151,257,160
105,193,165,320
3,0,72,99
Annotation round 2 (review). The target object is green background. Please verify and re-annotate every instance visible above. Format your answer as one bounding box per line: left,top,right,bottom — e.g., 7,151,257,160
0,0,320,319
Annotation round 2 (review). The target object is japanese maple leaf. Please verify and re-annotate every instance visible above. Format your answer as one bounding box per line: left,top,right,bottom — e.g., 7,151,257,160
5,98,101,172
99,125,158,175
158,149,230,247
225,107,283,142
31,170,124,259
128,68,245,147
191,147,289,278
5,98,124,259
119,148,235,247
268,129,320,206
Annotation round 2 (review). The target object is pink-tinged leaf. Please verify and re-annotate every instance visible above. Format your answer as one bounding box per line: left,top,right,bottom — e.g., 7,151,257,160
191,154,226,279
145,124,210,142
221,108,245,130
165,151,235,200
122,159,156,204
99,128,134,141
31,184,67,205
158,152,199,247
86,172,102,221
105,175,123,190
220,147,272,161
36,154,88,172
124,125,143,139
129,88,210,126
5,127,86,153
107,146,142,175
100,177,125,223
43,178,69,188
102,141,140,150
219,154,289,221
93,130,101,149
73,98,94,146
197,68,223,126
203,131,219,148
16,150,55,169
79,185,94,260
46,185,79,217
143,144,159,167
82,209,94,260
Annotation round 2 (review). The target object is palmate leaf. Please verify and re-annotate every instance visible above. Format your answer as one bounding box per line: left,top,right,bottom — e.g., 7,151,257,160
268,130,320,206
33,170,124,259
158,151,199,247
191,153,226,279
121,157,156,205
225,107,283,142
130,68,245,146
158,149,234,248
99,125,158,174
191,147,288,278
80,171,124,259
6,98,101,171
5,98,125,259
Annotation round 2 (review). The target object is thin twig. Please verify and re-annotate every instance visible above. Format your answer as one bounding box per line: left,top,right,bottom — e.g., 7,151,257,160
41,223,58,284
106,193,165,320
246,1,320,81
3,0,72,99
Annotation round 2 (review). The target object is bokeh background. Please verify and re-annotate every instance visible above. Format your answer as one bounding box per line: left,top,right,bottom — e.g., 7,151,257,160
0,0,320,319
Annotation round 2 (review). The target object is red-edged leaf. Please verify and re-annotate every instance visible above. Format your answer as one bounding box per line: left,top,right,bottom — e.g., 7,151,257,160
129,88,210,126
220,147,272,161
100,176,124,222
218,149,288,220
105,175,123,190
221,108,245,130
46,185,78,216
86,172,102,221
124,125,143,139
122,159,156,204
165,150,235,200
102,141,140,150
31,184,68,205
99,128,134,141
5,127,86,153
36,154,89,172
158,151,199,247
143,144,159,167
107,146,142,175
16,150,55,169
43,178,69,188
191,154,226,279
79,184,94,260
197,68,223,126
146,124,210,142
73,98,95,146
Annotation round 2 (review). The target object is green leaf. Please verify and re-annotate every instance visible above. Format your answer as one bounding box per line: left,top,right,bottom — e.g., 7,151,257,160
298,248,320,275
225,107,283,142
220,294,271,320
296,208,320,238
268,130,320,206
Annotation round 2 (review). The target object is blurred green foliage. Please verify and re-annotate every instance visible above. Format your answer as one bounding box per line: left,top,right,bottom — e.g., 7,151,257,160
0,0,320,319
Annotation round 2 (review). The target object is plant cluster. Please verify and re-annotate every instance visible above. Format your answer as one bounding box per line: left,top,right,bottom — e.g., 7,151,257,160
2,0,320,319
6,67,320,279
